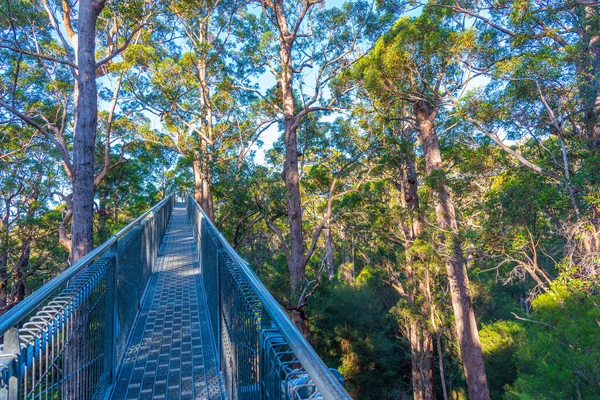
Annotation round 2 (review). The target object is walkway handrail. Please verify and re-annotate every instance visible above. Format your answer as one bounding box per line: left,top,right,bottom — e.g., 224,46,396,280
187,194,351,400
0,194,173,337
0,194,175,400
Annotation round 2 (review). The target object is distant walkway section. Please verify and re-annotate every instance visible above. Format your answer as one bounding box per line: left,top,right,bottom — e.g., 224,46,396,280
111,205,223,400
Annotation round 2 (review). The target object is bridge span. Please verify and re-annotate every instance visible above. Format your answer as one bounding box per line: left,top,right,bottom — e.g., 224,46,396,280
0,195,350,400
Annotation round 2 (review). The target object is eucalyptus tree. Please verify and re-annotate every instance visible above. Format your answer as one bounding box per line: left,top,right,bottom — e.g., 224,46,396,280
441,0,600,287
0,134,66,312
442,0,600,147
420,0,600,223
0,0,159,260
234,0,389,333
351,13,491,399
386,121,439,400
120,0,269,222
330,103,441,399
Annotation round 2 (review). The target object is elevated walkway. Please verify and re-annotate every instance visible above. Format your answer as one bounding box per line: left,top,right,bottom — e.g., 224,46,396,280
111,205,223,399
0,194,350,400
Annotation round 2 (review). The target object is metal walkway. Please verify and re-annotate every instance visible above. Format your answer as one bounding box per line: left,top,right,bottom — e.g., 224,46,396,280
0,194,350,400
111,205,223,400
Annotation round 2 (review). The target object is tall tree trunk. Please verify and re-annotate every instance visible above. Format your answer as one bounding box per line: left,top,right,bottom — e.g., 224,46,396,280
415,100,490,400
408,322,424,400
407,317,435,400
67,5,106,396
202,148,215,222
193,151,204,205
9,194,39,309
71,0,106,263
192,150,215,222
436,332,449,400
579,4,600,146
196,32,216,223
10,239,30,306
280,44,305,295
0,206,9,310
0,262,7,310
266,0,324,336
59,199,73,253
422,335,435,399
279,35,309,335
397,131,435,400
325,220,334,279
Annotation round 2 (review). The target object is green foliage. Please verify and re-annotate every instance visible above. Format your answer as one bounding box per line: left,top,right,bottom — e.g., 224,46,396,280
480,321,525,398
507,285,600,399
309,279,408,399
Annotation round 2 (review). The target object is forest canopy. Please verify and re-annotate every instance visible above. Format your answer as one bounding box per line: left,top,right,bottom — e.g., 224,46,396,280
0,0,599,398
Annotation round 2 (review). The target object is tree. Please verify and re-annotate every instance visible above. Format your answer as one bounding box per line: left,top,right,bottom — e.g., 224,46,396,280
70,0,108,261
120,0,265,222
437,0,600,223
351,13,491,399
442,0,600,147
0,0,156,260
0,130,68,312
237,0,385,333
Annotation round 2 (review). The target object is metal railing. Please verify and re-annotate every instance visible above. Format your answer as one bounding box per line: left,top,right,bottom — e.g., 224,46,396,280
186,195,351,400
0,194,175,399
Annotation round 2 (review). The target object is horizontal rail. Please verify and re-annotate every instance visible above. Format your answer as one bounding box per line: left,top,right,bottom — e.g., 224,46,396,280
0,194,173,337
188,195,351,400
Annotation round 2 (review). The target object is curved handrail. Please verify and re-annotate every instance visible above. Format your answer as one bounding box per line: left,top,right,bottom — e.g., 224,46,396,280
188,194,351,400
0,194,173,337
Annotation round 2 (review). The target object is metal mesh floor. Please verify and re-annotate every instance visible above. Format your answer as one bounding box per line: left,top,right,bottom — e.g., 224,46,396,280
110,205,224,400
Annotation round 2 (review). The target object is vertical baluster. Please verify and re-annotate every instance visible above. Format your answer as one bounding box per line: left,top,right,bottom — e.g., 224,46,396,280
51,317,56,400
89,280,94,399
104,241,118,394
38,333,42,399
48,322,52,400
94,279,98,395
216,250,222,372
23,365,27,400
45,324,49,400
0,327,21,400
89,285,93,399
75,295,79,400
69,300,73,399
86,281,89,400
76,293,80,400
61,306,67,399
67,298,72,399
32,337,37,399
84,285,88,400
57,311,62,400
89,286,93,399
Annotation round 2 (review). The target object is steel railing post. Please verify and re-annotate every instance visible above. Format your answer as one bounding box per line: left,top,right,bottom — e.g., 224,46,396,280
140,219,149,293
103,239,118,390
0,328,20,400
216,249,222,371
